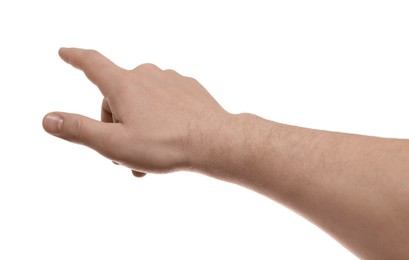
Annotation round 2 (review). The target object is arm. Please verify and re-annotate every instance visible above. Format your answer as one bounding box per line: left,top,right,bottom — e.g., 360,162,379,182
200,114,409,259
43,48,409,259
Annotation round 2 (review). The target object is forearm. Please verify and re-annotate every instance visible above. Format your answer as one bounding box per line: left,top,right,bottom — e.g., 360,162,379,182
191,113,409,259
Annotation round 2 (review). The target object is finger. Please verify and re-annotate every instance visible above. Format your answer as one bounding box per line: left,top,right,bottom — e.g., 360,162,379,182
43,112,126,160
132,170,147,178
58,47,125,98
101,99,119,167
101,98,113,123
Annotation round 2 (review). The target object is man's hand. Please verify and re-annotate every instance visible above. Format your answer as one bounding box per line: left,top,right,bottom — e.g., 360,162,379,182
43,48,229,176
44,47,409,259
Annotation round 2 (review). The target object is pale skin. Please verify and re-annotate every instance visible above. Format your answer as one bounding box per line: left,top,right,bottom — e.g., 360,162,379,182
43,48,409,259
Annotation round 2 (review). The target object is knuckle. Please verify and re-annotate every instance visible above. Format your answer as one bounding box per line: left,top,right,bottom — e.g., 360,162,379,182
86,49,99,56
70,118,83,143
133,63,161,73
163,69,178,75
82,49,100,67
184,76,199,84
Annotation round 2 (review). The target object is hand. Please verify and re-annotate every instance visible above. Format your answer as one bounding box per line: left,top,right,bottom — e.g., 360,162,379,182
43,48,229,177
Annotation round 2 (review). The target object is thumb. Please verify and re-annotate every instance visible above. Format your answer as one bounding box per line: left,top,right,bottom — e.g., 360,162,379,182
42,112,125,159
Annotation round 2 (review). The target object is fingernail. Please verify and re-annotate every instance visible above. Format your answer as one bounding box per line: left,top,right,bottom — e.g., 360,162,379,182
43,114,63,133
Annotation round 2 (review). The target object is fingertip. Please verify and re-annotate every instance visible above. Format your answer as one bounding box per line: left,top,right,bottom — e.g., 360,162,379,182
58,47,68,61
58,47,83,64
43,112,63,134
59,47,68,52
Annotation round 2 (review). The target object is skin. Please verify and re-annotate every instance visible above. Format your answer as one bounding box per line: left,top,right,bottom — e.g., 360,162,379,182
43,48,409,259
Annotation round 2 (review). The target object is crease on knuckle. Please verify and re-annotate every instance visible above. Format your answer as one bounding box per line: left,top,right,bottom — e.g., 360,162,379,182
71,118,83,143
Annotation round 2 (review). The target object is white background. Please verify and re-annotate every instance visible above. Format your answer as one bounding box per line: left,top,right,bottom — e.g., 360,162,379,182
1,1,408,259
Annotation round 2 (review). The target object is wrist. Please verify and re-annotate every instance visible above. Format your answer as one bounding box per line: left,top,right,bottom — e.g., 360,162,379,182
183,111,238,175
186,112,277,182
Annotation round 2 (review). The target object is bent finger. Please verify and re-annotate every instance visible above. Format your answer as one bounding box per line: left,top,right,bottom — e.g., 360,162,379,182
132,170,147,178
101,98,113,123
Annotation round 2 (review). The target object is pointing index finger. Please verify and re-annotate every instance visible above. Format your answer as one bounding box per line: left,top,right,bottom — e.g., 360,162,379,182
59,48,125,98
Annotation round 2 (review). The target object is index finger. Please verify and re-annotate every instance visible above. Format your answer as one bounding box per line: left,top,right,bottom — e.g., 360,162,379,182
59,47,125,98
